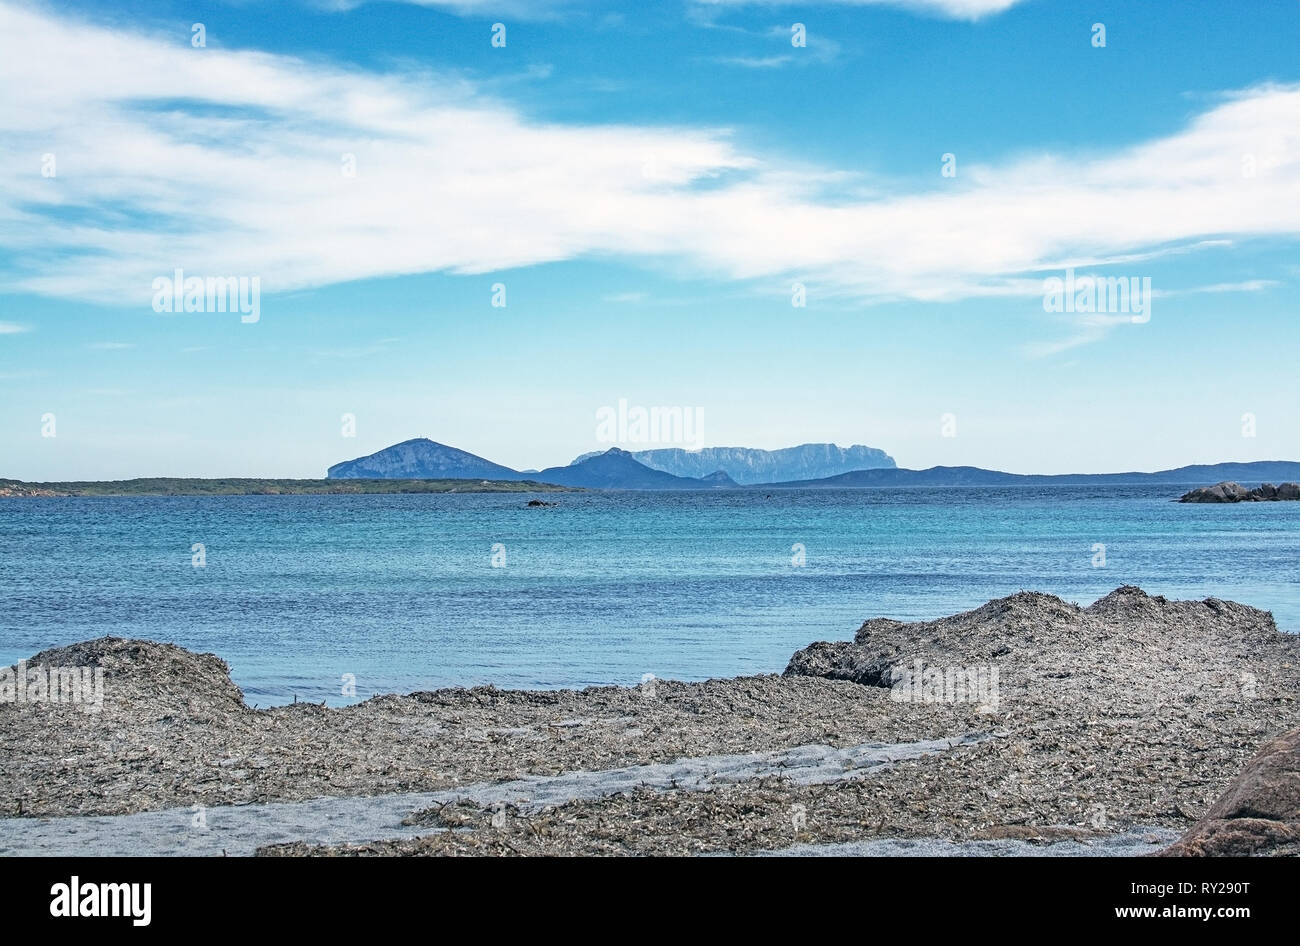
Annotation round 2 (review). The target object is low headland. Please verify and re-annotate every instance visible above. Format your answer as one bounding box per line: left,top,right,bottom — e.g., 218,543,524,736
0,477,574,497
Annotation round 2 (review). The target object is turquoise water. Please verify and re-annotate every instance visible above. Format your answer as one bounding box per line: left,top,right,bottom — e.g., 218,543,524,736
1,486,1297,706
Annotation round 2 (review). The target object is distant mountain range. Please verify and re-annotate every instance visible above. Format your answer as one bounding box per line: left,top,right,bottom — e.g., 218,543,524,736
762,461,1300,488
569,444,896,484
329,439,738,489
328,439,1300,491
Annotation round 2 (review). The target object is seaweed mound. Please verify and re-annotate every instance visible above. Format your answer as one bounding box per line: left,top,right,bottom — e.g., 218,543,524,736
16,636,246,721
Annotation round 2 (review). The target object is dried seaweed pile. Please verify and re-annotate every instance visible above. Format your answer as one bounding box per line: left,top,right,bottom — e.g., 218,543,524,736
5,586,1299,855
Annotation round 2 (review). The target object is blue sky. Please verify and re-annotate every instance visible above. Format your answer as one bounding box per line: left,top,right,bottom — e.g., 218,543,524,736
1,0,1298,478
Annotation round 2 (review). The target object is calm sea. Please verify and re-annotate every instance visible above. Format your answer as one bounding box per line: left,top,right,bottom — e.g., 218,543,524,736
1,486,1296,706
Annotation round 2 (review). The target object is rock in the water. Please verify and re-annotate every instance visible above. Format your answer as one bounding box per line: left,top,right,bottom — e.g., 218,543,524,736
1179,481,1300,503
1160,727,1300,856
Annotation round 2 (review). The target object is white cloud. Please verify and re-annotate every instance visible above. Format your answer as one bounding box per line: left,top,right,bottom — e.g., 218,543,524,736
1023,275,1283,357
1171,279,1281,294
0,321,30,334
1,2,1298,328
716,55,795,68
694,0,1026,21
345,0,1024,21
321,0,560,16
87,341,135,350
700,19,842,66
1022,312,1137,359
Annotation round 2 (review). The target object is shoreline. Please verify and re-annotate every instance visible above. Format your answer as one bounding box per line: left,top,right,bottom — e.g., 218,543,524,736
6,469,1300,497
3,585,1298,855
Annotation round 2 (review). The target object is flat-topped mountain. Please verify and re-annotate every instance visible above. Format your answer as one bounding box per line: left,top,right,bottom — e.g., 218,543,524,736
570,443,896,485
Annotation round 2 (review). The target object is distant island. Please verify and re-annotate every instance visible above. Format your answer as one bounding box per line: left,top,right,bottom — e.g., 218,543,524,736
328,438,894,486
8,439,1300,496
326,438,1300,491
761,461,1300,489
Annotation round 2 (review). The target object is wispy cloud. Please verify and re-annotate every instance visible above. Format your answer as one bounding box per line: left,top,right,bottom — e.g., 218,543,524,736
700,20,841,67
0,321,30,334
1025,274,1283,356
319,0,569,19
694,0,1026,21
347,0,1026,22
716,54,795,69
312,337,403,359
1170,279,1281,295
87,341,135,350
1,3,1299,318
1023,313,1137,359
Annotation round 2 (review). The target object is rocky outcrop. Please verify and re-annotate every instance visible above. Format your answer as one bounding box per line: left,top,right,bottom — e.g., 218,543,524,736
0,481,58,497
1160,727,1300,856
1179,481,1300,503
